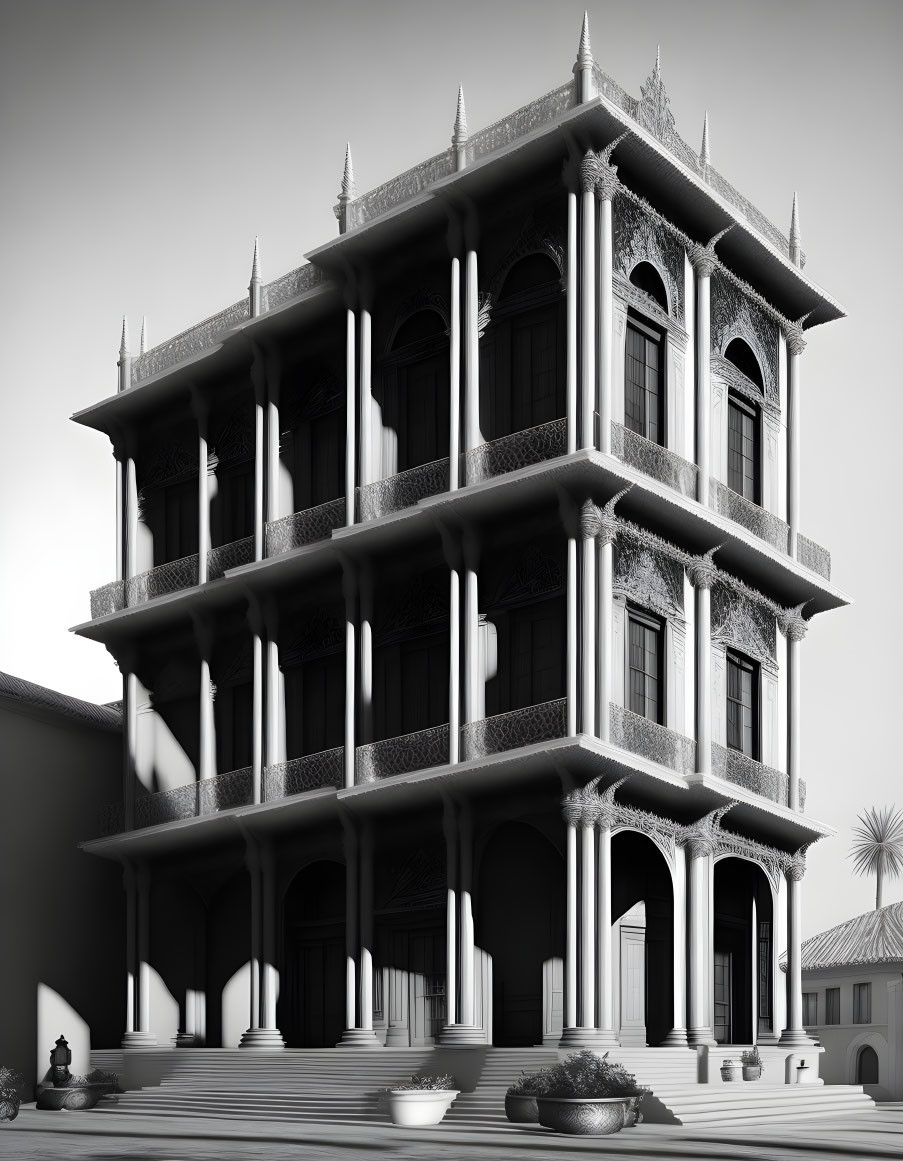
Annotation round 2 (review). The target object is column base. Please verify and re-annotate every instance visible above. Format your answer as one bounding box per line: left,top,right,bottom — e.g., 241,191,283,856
336,1028,382,1048
778,1028,814,1047
174,1031,198,1048
121,1031,158,1048
756,1031,780,1046
558,1027,619,1050
438,1023,485,1047
238,1027,286,1049
687,1028,717,1047
661,1027,689,1047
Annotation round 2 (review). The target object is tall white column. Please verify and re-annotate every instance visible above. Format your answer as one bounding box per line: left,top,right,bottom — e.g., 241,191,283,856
595,821,618,1045
122,662,138,831
360,568,373,746
439,796,484,1045
565,814,578,1031
780,851,810,1046
359,307,373,487
464,249,480,464
136,863,156,1042
266,393,280,534
251,630,264,804
265,618,284,771
114,448,124,581
580,820,596,1029
443,798,458,1028
566,189,578,454
788,633,802,812
343,571,357,789
566,527,578,737
254,395,265,562
459,804,476,1028
259,843,283,1043
786,328,805,558
359,822,375,1033
449,256,461,488
463,544,480,726
448,564,461,763
580,504,597,736
197,426,210,583
340,819,359,1039
240,841,262,1042
345,307,357,525
598,523,615,744
122,863,137,1043
199,654,216,782
598,189,614,455
662,845,689,1045
580,163,596,450
692,252,715,506
125,453,139,580
686,842,715,1045
689,554,716,775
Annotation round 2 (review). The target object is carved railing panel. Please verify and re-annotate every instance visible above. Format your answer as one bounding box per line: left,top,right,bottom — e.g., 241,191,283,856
264,748,344,800
90,580,126,619
357,458,449,521
461,698,567,761
347,151,455,230
125,553,199,606
465,418,567,484
134,783,198,829
207,536,254,580
712,743,789,807
356,724,450,783
265,497,346,556
611,422,697,498
609,703,696,774
263,263,326,311
131,300,250,384
796,533,831,581
709,480,790,554
468,82,576,161
198,767,253,814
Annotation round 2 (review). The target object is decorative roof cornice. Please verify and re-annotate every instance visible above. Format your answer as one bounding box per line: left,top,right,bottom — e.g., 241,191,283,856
0,670,122,733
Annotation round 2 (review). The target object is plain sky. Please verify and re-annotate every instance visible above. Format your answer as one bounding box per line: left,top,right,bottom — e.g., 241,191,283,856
0,0,900,939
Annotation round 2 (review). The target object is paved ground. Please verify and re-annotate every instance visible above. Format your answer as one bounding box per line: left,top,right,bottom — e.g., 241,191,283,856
3,1105,903,1161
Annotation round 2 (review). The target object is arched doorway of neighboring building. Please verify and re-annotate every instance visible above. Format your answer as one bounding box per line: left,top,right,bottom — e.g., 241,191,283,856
857,1044,880,1085
280,860,346,1047
477,821,564,1046
712,857,774,1045
611,830,674,1046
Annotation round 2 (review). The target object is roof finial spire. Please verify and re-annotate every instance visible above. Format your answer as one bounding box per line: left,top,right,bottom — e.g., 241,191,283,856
577,11,592,66
117,315,131,392
119,315,129,358
655,45,661,75
700,111,710,169
789,191,802,266
340,143,355,200
249,236,263,317
251,235,261,283
139,315,147,355
452,85,469,171
574,11,596,102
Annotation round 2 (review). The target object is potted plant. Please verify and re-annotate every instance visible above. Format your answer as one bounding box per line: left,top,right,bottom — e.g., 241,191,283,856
386,1074,458,1127
534,1050,646,1137
0,1067,24,1122
741,1047,764,1081
720,1058,742,1082
505,1068,552,1123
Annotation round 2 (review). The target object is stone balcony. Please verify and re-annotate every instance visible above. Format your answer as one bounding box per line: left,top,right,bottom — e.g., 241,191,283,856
356,724,450,782
465,418,567,485
265,497,346,556
460,698,568,761
611,422,698,499
609,703,696,775
357,459,450,521
711,742,806,810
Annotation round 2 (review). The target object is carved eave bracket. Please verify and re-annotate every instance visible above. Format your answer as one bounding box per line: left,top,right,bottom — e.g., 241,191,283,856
778,602,809,642
687,545,721,590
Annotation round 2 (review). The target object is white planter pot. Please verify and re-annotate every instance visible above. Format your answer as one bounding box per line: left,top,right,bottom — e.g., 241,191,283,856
387,1089,459,1127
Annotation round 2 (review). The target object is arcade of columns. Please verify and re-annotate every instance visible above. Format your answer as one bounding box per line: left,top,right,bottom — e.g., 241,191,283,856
113,141,815,1052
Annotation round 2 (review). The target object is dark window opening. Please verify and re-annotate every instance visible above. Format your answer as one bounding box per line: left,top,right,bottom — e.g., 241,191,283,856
854,983,872,1024
726,650,758,759
725,338,764,391
825,987,840,1025
629,261,669,313
628,607,663,724
625,316,664,445
727,392,760,503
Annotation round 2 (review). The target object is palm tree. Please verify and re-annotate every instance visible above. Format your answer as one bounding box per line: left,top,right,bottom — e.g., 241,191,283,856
849,806,903,910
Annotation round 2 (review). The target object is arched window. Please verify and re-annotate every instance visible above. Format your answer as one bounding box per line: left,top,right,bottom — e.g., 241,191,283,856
724,340,763,504
857,1045,879,1085
725,338,764,390
629,262,669,314
482,253,564,439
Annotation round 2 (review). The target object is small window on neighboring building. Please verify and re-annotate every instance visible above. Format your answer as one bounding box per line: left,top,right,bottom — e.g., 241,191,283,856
825,988,840,1025
853,983,872,1024
727,392,760,504
625,317,664,446
726,650,759,759
802,992,818,1026
628,607,663,725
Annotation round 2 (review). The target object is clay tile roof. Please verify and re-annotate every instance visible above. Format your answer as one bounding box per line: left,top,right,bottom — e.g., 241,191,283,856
0,670,121,733
800,902,903,971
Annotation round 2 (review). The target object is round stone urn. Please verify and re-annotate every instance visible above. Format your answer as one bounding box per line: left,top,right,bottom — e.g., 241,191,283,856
536,1096,629,1136
504,1093,539,1123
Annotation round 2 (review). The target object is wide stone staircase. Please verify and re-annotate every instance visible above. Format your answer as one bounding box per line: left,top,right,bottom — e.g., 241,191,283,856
89,1045,875,1129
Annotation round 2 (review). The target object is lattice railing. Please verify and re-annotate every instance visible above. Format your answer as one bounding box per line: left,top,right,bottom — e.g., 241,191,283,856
207,536,254,580
90,580,126,619
609,703,696,774
611,423,698,498
465,418,567,484
796,533,831,581
131,299,250,384
263,262,326,312
461,698,567,761
712,743,789,807
357,458,449,521
125,554,200,606
199,767,254,814
264,748,344,800
467,81,575,161
134,782,199,829
265,497,346,556
709,480,790,554
356,724,449,783
346,150,455,230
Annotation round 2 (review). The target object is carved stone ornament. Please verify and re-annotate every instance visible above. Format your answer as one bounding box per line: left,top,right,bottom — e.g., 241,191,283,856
614,540,684,618
495,544,564,606
477,292,493,338
786,843,810,882
579,499,602,540
711,269,779,404
487,216,566,302
613,193,685,322
377,575,449,639
686,546,719,591
138,435,198,490
712,583,777,667
280,609,345,667
784,322,807,357
681,803,736,860
635,55,677,148
598,486,631,546
777,603,809,643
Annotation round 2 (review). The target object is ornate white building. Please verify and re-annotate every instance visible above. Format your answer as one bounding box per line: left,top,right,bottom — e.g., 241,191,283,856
74,18,849,1083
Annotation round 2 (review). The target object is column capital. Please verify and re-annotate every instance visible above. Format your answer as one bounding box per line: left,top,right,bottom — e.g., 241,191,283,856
778,602,809,642
786,843,810,882
689,225,733,278
578,499,601,540
681,803,736,859
784,322,807,356
598,486,631,545
687,546,720,590
580,136,627,201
